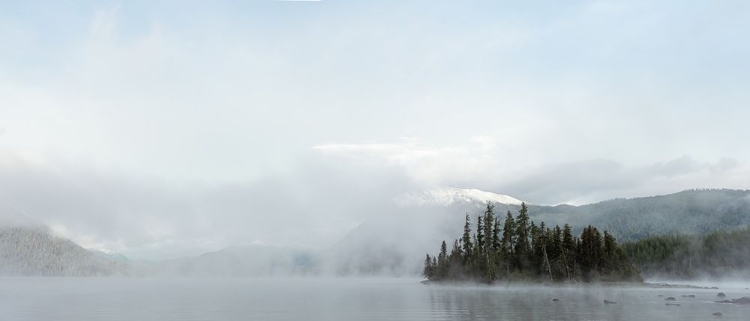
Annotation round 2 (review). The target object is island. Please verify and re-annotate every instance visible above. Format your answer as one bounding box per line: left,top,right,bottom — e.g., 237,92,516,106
423,203,641,283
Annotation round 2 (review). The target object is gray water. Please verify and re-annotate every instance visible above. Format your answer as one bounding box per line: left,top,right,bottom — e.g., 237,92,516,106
1,277,748,320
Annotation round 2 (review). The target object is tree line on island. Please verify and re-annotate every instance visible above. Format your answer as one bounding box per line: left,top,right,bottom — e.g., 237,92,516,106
423,203,641,283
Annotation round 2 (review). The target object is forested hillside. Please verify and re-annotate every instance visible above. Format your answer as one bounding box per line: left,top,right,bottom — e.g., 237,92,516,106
530,189,750,241
0,226,128,276
622,227,750,279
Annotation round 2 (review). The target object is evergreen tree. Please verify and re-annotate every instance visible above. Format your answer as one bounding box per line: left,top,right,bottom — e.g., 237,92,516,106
461,214,473,265
479,203,496,281
437,240,448,279
483,203,495,256
476,216,485,257
501,211,516,274
492,217,501,253
562,224,576,281
514,203,531,272
579,226,603,281
492,217,502,279
423,254,434,279
449,239,463,279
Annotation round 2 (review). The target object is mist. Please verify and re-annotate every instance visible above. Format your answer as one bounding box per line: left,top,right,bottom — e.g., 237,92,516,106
3,0,750,320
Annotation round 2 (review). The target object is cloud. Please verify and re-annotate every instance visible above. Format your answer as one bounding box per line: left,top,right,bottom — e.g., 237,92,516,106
495,156,750,205
0,149,415,260
314,136,510,186
2,1,750,261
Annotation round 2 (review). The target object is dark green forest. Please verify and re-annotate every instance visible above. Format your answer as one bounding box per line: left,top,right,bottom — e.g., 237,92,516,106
423,203,641,283
622,227,750,279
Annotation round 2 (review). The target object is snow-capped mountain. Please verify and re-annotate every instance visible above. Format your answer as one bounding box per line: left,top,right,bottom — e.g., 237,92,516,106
393,187,524,207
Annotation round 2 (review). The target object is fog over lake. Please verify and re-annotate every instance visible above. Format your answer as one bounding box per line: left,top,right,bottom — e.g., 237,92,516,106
2,278,748,321
3,0,750,320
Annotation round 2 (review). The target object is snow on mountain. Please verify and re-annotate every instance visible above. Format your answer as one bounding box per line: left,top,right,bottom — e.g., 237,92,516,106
393,187,523,207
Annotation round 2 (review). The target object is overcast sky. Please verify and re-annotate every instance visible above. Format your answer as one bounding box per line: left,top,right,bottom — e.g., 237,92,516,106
1,0,749,259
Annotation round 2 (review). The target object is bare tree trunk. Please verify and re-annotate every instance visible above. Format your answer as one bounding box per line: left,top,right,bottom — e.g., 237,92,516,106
543,246,553,282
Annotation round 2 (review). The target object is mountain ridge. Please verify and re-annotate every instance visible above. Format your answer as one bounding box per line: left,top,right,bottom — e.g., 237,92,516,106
2,188,750,277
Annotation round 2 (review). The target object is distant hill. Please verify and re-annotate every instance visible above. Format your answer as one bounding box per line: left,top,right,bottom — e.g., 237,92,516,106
149,245,316,277
530,189,750,241
3,189,749,278
622,226,750,280
0,226,128,276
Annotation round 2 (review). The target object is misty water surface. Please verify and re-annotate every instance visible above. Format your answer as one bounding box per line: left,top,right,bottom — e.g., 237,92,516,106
1,278,748,321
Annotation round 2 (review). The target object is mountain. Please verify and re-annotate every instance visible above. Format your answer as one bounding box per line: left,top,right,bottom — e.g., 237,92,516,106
330,188,750,276
0,226,129,276
149,245,316,276
529,189,750,241
393,187,523,207
3,188,749,278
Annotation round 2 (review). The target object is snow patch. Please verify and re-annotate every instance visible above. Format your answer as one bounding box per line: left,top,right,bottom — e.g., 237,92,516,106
394,187,524,207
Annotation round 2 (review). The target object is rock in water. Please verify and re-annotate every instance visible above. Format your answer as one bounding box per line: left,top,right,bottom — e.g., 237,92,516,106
717,293,726,298
715,297,750,305
712,312,722,317
665,303,681,306
551,298,559,302
603,300,617,305
682,295,695,298
665,297,676,301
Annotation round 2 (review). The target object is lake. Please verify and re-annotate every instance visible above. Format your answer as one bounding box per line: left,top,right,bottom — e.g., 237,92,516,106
1,277,748,320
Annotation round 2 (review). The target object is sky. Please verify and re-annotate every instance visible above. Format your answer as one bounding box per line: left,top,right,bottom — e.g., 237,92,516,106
1,0,750,259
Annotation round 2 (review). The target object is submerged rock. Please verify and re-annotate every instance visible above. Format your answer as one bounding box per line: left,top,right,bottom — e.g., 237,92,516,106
551,298,559,302
682,295,695,298
712,312,722,317
665,297,676,301
603,299,617,305
665,303,681,306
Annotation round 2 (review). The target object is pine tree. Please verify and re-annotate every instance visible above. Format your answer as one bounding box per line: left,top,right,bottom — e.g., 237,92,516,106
461,214,473,265
579,226,603,281
562,224,576,281
501,211,516,274
449,239,463,279
437,240,448,279
492,218,501,253
514,202,531,272
481,203,496,281
423,254,434,279
602,231,618,275
483,202,495,256
476,216,485,256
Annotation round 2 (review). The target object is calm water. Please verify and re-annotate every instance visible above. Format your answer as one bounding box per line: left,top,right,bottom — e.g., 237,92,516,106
1,277,748,320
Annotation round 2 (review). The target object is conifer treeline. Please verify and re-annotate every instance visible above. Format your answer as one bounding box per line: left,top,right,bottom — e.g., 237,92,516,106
423,203,641,283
